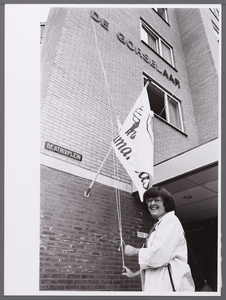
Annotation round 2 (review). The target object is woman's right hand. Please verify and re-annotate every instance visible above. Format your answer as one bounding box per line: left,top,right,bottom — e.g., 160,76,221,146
122,266,141,278
122,266,135,278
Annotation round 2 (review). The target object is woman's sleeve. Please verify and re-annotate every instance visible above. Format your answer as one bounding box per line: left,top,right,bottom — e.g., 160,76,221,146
138,216,184,269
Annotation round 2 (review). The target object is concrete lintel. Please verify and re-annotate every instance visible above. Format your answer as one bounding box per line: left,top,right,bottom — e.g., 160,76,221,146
153,139,219,184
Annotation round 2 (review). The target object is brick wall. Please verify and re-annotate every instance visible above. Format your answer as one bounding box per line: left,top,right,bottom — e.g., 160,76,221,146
41,8,68,106
176,9,219,145
40,165,153,291
40,7,212,181
200,8,220,74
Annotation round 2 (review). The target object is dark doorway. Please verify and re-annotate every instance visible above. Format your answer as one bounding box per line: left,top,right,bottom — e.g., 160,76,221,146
185,218,218,291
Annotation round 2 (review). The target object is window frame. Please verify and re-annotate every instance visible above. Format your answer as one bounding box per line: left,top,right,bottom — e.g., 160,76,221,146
160,40,174,66
140,19,175,68
153,8,169,23
211,19,219,42
144,77,184,132
210,8,219,20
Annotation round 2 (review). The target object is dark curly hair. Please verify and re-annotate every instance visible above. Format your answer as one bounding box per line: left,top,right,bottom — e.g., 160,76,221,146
142,186,176,214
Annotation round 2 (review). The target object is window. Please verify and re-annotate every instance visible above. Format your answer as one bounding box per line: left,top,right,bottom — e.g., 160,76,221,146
211,20,219,42
147,31,158,52
141,19,175,67
161,41,172,63
144,77,183,131
153,8,169,23
210,8,219,20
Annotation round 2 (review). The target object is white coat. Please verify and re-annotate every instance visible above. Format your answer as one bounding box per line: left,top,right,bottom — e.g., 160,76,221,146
138,211,195,292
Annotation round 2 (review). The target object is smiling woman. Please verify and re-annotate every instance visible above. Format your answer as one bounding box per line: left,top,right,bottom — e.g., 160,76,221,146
143,187,176,216
145,196,166,220
122,187,195,292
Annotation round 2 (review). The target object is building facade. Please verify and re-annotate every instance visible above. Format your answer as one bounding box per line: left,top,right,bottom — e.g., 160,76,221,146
40,7,220,292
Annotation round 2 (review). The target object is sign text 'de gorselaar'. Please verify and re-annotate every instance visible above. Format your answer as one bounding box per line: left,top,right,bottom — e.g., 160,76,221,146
90,10,180,89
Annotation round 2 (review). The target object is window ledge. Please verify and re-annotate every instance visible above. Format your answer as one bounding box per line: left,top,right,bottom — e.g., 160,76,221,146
154,113,188,137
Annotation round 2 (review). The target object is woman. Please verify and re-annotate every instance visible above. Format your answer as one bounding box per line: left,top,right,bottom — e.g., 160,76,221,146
122,186,195,292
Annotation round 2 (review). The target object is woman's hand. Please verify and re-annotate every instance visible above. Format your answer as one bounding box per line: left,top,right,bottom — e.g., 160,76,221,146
122,266,141,278
124,244,139,256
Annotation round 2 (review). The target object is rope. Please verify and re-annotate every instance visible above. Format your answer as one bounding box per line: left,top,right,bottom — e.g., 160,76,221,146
91,19,125,268
158,84,179,118
91,19,118,128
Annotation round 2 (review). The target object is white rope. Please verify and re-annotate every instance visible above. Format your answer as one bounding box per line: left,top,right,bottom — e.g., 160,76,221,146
91,20,118,128
91,19,125,268
158,84,179,118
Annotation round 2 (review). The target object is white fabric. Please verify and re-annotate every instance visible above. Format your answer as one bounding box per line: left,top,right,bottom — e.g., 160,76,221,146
112,84,154,201
138,211,195,292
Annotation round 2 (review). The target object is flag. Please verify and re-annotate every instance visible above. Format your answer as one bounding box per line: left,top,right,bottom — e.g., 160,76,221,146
112,83,154,201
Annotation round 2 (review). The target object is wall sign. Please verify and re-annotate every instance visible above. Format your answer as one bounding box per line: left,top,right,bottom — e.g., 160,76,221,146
90,10,109,30
90,10,180,88
137,231,148,238
45,142,82,161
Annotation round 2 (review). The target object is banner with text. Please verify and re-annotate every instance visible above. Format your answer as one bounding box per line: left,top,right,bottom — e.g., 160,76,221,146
112,83,154,201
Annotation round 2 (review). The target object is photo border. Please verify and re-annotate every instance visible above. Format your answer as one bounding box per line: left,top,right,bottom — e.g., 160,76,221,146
2,0,225,299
